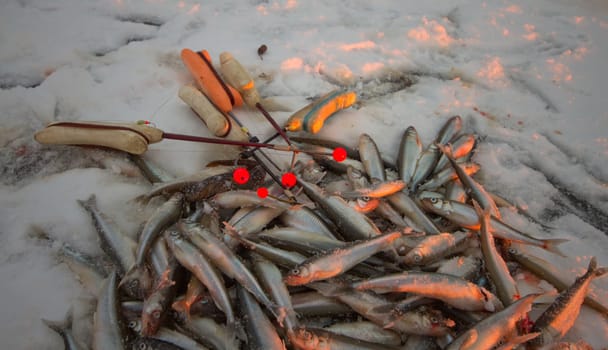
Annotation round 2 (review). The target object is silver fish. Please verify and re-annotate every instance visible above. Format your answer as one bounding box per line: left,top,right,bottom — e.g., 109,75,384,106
438,144,501,218
210,190,293,210
238,286,287,350
445,293,543,350
325,321,401,347
284,231,403,286
352,271,503,312
129,154,175,183
77,194,137,275
507,243,608,315
410,143,440,191
121,193,184,297
42,309,85,350
474,201,519,306
397,126,422,184
290,327,400,350
309,281,455,336
252,253,298,332
298,179,381,241
387,192,440,234
359,133,386,182
420,197,568,255
279,205,336,239
402,231,473,266
164,230,235,326
529,257,608,348
179,222,279,317
93,271,126,350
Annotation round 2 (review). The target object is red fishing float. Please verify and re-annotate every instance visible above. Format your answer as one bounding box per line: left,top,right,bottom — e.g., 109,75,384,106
332,147,347,162
232,167,250,185
281,172,296,188
256,187,269,198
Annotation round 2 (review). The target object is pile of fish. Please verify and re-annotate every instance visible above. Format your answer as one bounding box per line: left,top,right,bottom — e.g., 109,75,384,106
43,115,607,349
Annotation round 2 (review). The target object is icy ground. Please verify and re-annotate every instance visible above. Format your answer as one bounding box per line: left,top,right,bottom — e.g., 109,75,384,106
0,0,607,349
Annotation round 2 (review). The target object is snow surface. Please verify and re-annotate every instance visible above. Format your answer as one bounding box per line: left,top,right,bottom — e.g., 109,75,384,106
0,0,607,348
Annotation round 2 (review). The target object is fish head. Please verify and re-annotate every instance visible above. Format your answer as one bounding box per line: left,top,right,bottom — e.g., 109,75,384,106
141,299,163,336
284,265,312,286
404,249,425,265
420,197,450,214
391,307,455,336
119,267,152,299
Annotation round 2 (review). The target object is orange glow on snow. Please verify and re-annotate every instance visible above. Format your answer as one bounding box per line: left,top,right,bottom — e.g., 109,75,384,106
339,41,376,51
503,28,510,37
523,24,538,41
477,57,505,81
187,4,200,15
362,62,384,74
408,27,431,42
256,5,269,15
546,58,572,83
285,0,298,9
281,57,304,71
407,18,454,47
504,5,522,14
574,16,584,24
178,1,185,8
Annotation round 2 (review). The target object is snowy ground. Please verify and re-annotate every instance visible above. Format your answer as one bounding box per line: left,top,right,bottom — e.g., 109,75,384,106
1,0,607,349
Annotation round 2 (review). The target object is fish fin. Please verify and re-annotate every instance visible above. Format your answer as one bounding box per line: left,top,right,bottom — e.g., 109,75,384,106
308,281,351,297
171,299,193,321
41,307,73,336
542,238,569,257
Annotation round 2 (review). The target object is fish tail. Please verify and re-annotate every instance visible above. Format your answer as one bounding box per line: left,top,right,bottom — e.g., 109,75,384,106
437,143,454,158
41,307,73,336
586,256,608,278
542,238,569,257
76,194,97,211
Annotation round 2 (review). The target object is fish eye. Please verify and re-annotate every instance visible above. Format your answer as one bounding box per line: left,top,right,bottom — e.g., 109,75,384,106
508,247,516,254
430,316,438,324
129,279,139,288
290,268,300,276
138,343,147,350
413,254,422,263
430,197,438,203
361,196,370,201
152,310,161,319
128,321,137,329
